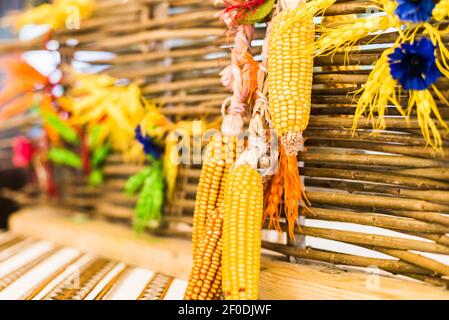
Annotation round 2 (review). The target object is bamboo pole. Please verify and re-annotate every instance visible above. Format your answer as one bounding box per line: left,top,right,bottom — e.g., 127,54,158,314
89,28,225,49
300,152,447,168
392,211,449,228
305,178,449,205
406,232,449,247
156,93,228,104
306,139,449,159
261,241,432,275
304,128,443,146
304,207,449,234
297,226,449,255
306,191,449,213
107,59,228,79
403,273,449,288
398,168,449,180
371,247,449,276
308,116,423,129
88,46,224,65
306,190,449,213
102,10,218,34
142,77,222,94
302,167,449,190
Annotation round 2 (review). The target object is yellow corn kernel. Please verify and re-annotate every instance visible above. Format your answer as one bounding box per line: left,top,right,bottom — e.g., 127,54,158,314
222,164,263,300
269,8,315,136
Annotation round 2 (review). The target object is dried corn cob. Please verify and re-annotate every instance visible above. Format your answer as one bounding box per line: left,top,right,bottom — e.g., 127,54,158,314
192,142,224,255
187,135,244,300
192,135,243,256
184,208,224,300
265,2,314,239
187,0,259,301
222,164,263,300
269,6,314,141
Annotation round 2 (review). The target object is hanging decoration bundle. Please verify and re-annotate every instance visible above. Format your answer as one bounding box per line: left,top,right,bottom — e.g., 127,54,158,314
263,0,315,239
61,71,191,230
127,105,209,232
184,0,273,301
0,55,69,196
125,125,164,233
282,0,449,151
12,0,95,31
0,56,50,121
61,72,149,161
221,3,274,298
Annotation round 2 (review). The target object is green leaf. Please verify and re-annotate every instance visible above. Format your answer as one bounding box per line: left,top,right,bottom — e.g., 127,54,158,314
88,125,102,147
124,167,152,195
92,144,110,168
43,112,79,145
239,0,275,24
48,148,82,169
133,160,164,233
88,169,103,186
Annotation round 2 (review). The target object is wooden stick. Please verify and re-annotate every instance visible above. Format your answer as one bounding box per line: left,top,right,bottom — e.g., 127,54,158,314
261,241,432,275
306,139,449,159
142,77,222,95
397,168,449,180
306,190,449,213
302,167,449,190
304,128,442,146
392,211,449,228
300,152,446,168
107,59,228,79
88,46,224,65
305,178,449,205
403,273,449,288
88,28,225,50
304,207,449,234
406,232,449,248
371,247,449,276
298,225,449,255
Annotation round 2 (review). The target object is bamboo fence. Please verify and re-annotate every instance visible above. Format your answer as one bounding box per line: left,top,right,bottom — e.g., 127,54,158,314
1,0,449,288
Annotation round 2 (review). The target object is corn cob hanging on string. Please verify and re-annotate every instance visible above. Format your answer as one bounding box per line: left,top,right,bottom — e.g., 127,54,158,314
185,0,267,300
221,113,269,300
221,4,274,298
219,24,257,137
222,163,264,300
264,0,315,239
191,15,257,258
185,134,245,300
196,3,260,233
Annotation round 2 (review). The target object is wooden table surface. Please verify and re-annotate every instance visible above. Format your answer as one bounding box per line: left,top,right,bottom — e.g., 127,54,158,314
8,205,449,300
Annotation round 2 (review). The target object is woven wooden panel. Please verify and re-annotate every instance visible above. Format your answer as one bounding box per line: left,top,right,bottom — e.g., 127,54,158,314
4,0,449,288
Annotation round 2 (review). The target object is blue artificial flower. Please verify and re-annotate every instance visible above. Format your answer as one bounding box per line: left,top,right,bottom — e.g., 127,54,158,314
389,37,441,90
395,0,435,23
135,125,161,159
